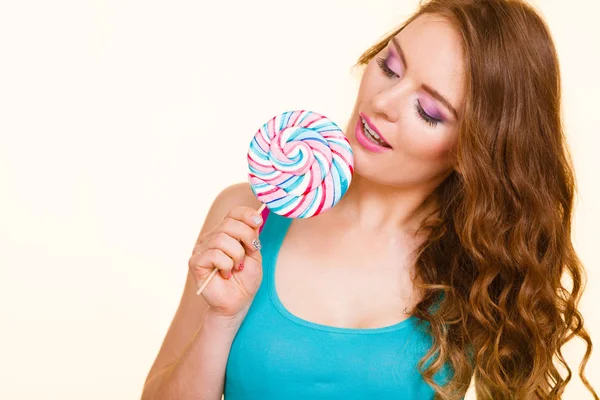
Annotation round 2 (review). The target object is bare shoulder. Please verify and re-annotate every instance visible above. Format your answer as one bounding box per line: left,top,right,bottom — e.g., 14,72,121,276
213,182,261,213
198,182,261,242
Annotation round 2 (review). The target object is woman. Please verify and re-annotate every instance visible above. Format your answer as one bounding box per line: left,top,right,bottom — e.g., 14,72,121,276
142,0,597,398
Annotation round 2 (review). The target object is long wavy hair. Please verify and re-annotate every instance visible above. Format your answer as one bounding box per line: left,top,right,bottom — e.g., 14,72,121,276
356,0,597,398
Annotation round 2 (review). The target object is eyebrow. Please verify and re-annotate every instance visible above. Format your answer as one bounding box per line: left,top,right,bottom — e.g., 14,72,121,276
390,37,459,119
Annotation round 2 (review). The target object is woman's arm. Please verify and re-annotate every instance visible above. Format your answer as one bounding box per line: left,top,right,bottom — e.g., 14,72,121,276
141,183,261,400
142,302,245,400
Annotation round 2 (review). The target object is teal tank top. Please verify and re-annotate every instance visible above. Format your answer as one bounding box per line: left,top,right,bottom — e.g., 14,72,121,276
224,211,453,399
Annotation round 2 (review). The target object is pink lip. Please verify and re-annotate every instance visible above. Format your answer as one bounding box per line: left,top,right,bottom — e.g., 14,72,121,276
355,115,392,153
359,113,392,148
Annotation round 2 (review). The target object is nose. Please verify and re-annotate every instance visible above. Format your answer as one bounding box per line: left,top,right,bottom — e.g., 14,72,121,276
371,84,404,123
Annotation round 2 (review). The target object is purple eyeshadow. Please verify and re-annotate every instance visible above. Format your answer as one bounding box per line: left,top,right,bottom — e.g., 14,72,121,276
419,96,444,121
385,53,403,76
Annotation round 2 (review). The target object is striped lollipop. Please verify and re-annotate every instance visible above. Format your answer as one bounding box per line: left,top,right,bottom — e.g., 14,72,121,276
196,110,353,296
248,110,354,218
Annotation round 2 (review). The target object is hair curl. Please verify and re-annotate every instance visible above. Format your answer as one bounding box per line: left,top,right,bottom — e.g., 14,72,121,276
356,0,597,398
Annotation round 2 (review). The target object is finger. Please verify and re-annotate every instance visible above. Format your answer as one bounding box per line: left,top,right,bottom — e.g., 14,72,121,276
190,248,235,281
191,241,207,256
231,250,263,297
206,232,246,270
217,217,262,254
224,206,263,231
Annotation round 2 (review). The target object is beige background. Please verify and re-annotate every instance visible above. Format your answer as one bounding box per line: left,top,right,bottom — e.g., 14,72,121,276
0,0,597,398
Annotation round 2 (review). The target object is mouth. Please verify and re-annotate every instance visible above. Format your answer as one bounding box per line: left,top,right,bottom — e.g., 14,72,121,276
357,113,392,150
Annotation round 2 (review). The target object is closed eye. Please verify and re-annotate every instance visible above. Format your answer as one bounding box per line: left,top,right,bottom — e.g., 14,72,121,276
415,100,442,127
376,57,399,79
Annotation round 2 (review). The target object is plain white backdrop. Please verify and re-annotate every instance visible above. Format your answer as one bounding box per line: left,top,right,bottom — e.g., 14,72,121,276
0,0,598,398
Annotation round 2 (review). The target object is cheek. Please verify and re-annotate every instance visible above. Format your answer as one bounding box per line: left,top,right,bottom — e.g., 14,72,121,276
356,63,385,100
402,119,456,161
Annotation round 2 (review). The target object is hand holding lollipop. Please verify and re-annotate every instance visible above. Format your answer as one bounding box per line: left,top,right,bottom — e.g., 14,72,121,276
194,110,354,299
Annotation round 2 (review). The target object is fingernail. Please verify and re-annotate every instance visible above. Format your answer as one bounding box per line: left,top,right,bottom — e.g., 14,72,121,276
227,272,232,279
252,238,262,251
252,215,262,226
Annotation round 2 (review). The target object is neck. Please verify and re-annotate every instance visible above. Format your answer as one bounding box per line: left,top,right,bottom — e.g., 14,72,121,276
327,173,442,236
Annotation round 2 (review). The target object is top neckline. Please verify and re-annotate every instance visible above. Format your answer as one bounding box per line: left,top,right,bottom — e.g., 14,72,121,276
263,212,419,335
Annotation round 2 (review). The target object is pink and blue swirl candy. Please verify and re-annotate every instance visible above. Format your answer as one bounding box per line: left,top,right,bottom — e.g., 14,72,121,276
247,110,354,218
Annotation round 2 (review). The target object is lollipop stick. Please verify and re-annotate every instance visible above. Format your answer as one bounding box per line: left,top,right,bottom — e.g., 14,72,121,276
196,203,267,296
256,202,267,214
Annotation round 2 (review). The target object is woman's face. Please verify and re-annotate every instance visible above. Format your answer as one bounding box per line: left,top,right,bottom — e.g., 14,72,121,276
347,13,465,188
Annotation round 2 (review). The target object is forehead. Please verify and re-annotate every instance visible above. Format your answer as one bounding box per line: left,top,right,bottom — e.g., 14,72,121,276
395,14,465,110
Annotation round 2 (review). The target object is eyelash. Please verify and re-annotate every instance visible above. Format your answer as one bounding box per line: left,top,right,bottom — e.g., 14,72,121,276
376,57,397,78
415,100,442,127
376,56,442,128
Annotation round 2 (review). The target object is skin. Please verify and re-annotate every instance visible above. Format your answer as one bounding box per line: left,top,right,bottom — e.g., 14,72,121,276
275,13,466,329
142,13,467,398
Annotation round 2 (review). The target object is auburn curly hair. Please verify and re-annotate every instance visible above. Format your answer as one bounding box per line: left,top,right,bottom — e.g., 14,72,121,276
356,0,597,398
